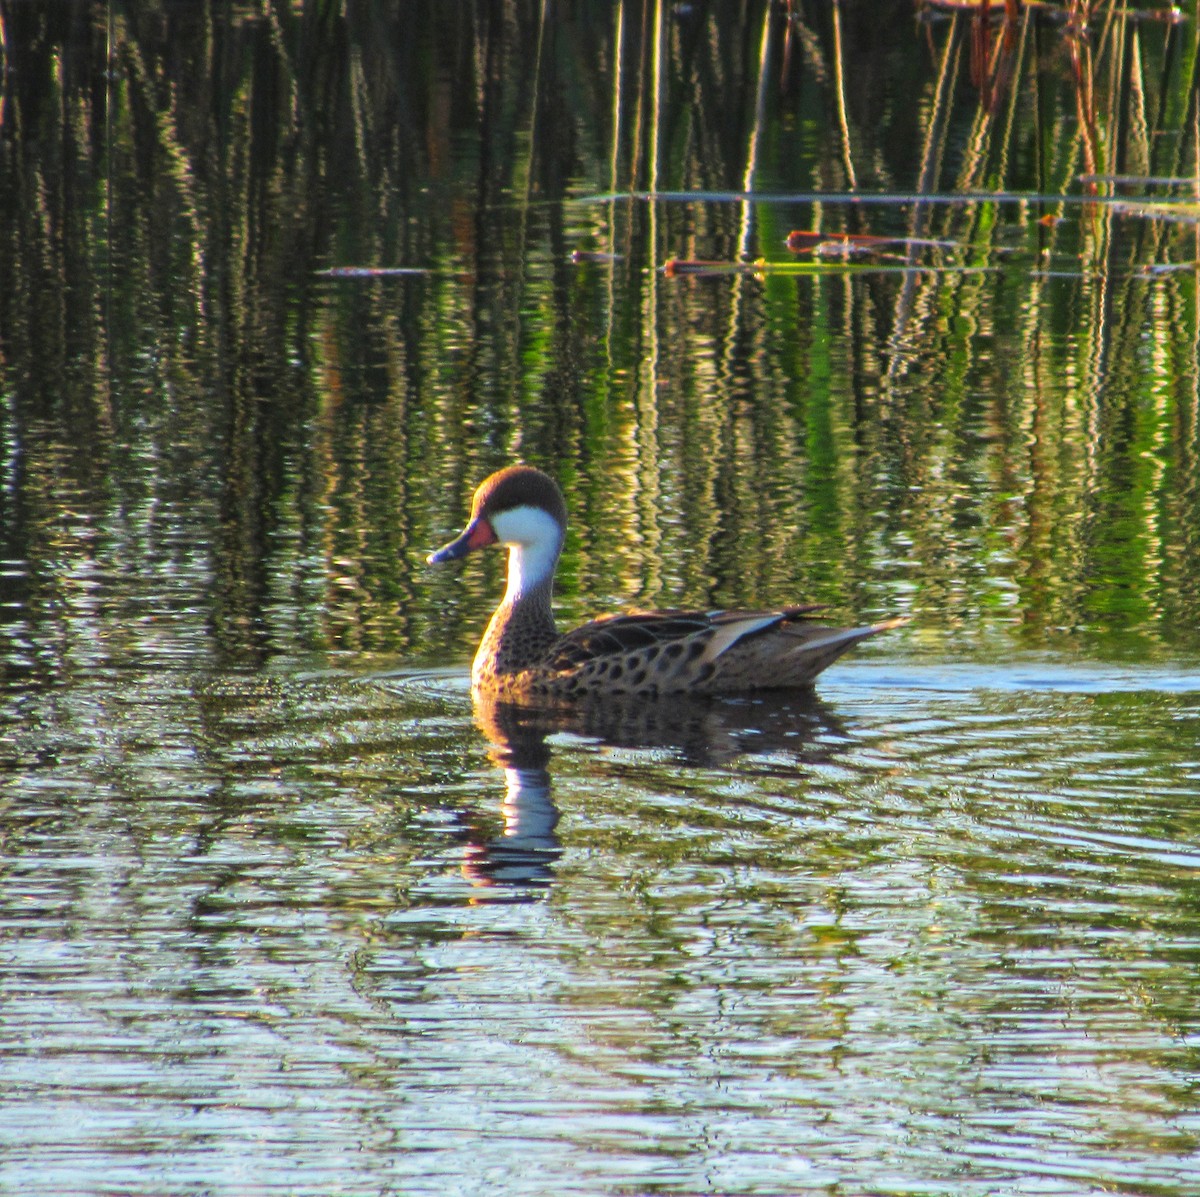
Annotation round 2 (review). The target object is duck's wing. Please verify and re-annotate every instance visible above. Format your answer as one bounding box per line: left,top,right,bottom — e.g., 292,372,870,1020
544,611,712,671
544,605,828,672
543,605,904,692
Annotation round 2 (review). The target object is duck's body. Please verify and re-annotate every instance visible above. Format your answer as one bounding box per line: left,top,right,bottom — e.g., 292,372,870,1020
428,466,903,702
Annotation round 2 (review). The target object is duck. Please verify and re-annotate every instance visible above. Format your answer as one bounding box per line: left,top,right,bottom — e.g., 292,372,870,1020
427,465,904,702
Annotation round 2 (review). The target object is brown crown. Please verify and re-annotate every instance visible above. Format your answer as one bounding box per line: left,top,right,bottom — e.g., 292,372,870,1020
471,465,568,528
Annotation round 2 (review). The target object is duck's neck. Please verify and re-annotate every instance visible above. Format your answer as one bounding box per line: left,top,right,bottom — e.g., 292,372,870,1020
473,541,561,683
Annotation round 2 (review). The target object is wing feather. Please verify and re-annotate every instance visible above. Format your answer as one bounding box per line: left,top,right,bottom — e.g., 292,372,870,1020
544,605,831,672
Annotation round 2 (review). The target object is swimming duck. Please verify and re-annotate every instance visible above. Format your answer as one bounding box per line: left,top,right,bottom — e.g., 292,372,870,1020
428,465,904,702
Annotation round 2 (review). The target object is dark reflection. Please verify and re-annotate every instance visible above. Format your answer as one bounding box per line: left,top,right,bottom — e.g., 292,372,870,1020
463,685,851,894
462,694,561,895
476,684,850,767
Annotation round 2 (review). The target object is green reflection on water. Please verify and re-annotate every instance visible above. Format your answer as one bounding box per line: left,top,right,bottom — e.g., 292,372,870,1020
4,1,1200,669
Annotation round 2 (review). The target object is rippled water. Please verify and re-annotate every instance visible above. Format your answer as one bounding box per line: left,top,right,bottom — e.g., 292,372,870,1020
4,651,1199,1195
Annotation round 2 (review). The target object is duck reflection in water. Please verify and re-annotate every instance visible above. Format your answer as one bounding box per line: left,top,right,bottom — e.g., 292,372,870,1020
461,693,560,894
460,685,853,896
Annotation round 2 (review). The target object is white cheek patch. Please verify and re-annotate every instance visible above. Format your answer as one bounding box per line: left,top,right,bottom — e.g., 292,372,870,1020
490,506,564,598
490,505,562,546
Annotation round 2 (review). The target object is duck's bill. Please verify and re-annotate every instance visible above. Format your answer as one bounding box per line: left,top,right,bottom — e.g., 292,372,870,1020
427,516,498,564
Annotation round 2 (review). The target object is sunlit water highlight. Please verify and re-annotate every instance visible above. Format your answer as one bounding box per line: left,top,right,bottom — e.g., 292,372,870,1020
3,656,1199,1195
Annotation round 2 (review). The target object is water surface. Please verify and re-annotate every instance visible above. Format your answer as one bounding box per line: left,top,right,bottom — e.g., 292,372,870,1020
3,2,1200,1194
4,655,1200,1195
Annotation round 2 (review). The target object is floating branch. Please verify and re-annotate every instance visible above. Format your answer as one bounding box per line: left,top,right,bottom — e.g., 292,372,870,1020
785,230,961,254
570,250,625,263
315,267,429,279
1110,200,1200,224
662,257,994,277
1080,173,1200,187
918,0,1185,24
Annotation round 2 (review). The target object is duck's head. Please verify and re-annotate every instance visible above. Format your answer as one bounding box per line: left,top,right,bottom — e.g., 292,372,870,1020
427,467,568,586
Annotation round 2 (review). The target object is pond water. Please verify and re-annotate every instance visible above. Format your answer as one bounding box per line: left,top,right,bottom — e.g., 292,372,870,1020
3,2,1200,1194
